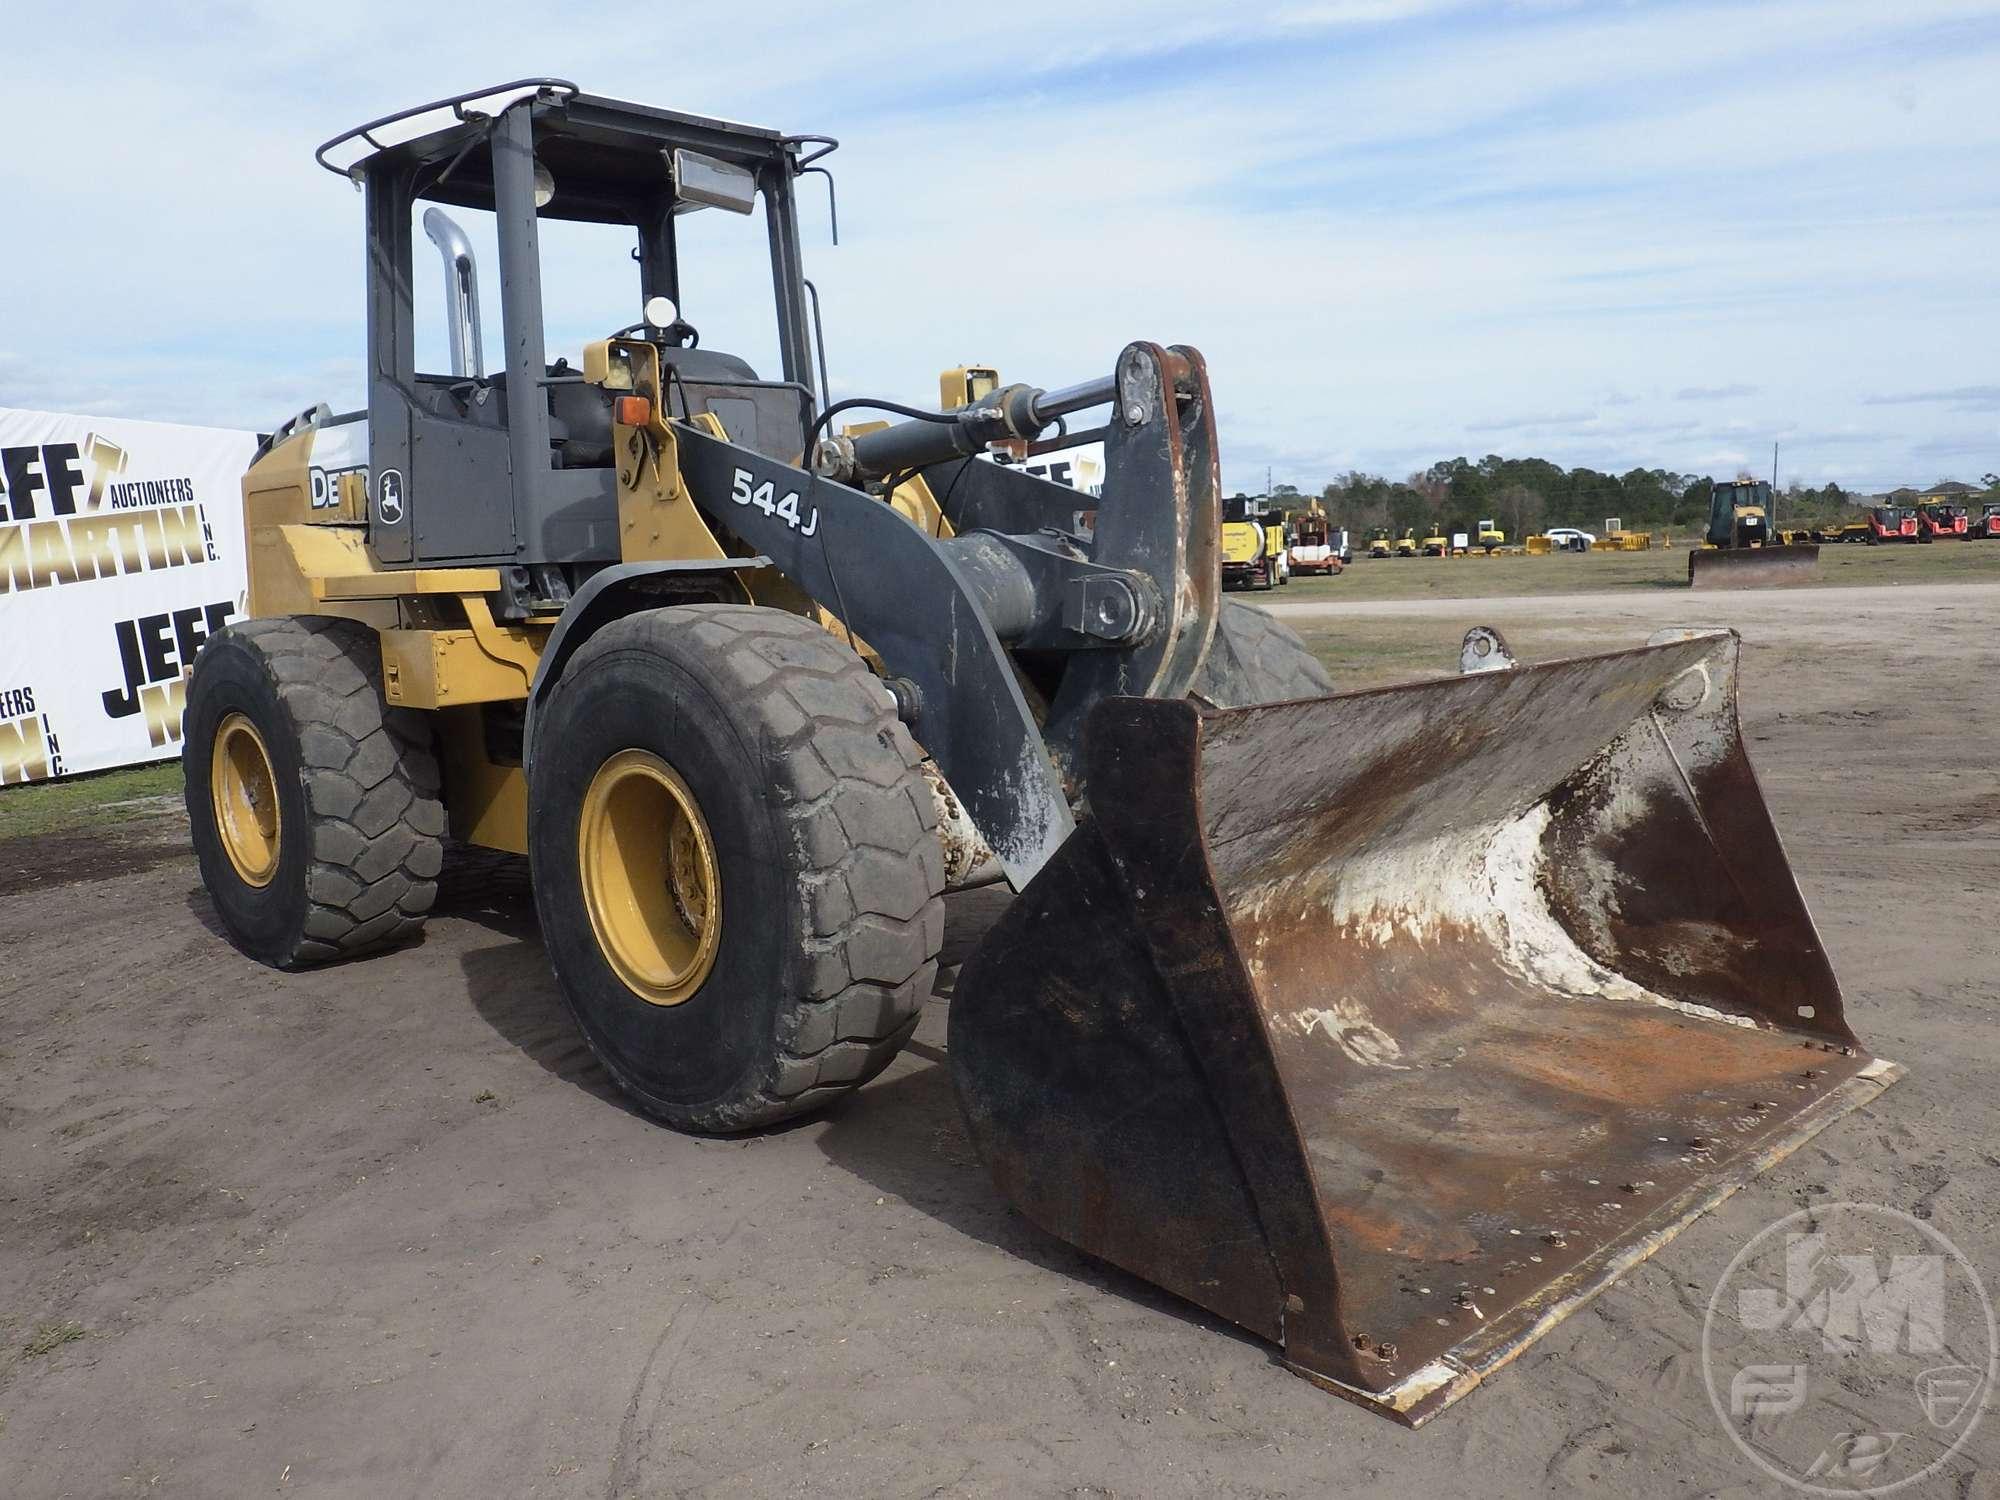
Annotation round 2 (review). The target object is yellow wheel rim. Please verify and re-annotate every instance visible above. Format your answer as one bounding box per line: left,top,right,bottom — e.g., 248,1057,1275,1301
212,712,283,887
578,749,722,1006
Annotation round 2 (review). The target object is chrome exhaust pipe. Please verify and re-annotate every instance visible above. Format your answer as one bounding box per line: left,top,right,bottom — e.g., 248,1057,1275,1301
421,207,483,379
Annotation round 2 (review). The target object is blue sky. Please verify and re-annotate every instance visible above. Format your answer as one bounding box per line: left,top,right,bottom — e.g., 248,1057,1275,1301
3,0,1996,493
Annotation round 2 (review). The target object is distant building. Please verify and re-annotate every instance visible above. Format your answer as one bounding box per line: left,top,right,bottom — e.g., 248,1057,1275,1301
1891,480,1982,505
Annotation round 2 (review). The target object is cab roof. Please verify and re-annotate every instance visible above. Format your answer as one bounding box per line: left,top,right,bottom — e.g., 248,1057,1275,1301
315,78,831,225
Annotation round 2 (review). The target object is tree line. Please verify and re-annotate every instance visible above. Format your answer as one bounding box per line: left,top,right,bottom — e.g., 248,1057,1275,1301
1266,456,1865,541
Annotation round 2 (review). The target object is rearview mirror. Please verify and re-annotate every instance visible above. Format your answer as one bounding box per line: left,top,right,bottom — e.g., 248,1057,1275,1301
672,149,757,215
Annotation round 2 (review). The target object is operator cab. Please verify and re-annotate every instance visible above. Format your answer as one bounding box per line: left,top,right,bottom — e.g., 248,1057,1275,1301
312,80,830,573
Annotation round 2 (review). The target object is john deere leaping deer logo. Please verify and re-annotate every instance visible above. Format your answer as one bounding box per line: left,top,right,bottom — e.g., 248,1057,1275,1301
376,468,405,525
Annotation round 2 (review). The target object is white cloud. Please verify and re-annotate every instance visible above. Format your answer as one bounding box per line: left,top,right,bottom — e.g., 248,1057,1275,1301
1863,386,2000,410
1464,410,1599,433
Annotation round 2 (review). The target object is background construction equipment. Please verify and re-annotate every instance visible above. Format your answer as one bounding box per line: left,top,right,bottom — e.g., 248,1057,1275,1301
1285,501,1344,575
1688,479,1820,588
1222,495,1281,589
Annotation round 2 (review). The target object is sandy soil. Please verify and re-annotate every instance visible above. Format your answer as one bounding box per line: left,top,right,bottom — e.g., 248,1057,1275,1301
3,581,1998,1498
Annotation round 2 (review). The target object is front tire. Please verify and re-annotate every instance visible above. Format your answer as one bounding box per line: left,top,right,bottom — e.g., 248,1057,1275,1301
528,605,945,1132
1190,598,1336,706
184,617,444,967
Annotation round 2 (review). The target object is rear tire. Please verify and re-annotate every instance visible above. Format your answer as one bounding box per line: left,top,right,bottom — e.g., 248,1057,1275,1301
1190,598,1336,706
528,605,945,1132
184,617,444,968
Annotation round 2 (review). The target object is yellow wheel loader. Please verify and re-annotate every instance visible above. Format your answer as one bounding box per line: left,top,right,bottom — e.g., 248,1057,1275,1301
186,80,1899,1426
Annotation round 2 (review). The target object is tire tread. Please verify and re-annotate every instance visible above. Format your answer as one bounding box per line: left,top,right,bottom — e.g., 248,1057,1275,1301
1189,597,1336,706
193,615,443,967
560,605,943,1130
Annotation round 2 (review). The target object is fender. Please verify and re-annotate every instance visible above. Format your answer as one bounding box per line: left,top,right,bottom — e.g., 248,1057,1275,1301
521,558,767,773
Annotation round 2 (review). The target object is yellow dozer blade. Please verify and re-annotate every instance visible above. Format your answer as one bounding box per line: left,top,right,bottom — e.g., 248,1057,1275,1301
1688,542,1820,588
951,629,1898,1425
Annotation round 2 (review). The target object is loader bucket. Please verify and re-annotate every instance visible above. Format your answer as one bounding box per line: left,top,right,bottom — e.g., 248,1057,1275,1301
1688,542,1820,588
950,631,1899,1426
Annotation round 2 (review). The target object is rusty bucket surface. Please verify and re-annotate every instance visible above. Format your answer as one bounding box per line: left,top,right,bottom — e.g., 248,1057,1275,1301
950,631,1898,1425
1688,542,1820,588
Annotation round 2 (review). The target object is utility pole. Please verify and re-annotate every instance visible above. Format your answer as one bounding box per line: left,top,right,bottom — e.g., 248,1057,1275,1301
1772,442,1779,527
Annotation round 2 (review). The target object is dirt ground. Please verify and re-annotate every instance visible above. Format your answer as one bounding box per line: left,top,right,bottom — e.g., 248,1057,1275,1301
3,579,1998,1499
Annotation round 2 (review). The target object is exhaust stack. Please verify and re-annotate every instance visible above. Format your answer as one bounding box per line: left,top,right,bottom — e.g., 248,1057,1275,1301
422,207,484,379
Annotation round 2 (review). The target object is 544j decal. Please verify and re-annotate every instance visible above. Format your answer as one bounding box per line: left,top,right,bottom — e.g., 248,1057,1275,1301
730,467,818,537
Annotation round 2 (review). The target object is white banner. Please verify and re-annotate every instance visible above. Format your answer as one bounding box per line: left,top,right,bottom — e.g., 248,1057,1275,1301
0,408,257,783
1016,439,1105,497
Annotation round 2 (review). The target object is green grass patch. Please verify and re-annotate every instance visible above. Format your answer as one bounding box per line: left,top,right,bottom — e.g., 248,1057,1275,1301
1291,622,1449,689
0,761,183,841
21,1321,85,1358
1278,537,2000,605
1293,618,1636,692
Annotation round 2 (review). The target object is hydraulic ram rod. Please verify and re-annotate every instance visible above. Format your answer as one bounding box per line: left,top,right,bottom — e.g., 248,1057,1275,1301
1030,373,1117,424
